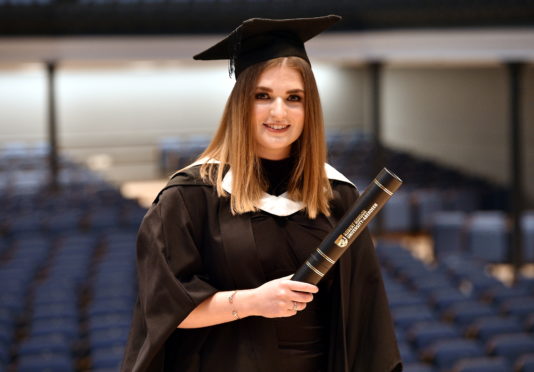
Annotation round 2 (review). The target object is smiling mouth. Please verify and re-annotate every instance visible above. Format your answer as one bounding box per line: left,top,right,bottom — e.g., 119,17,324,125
264,123,290,130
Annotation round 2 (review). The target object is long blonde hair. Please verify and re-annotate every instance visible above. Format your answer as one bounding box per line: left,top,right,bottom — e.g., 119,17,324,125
197,57,332,218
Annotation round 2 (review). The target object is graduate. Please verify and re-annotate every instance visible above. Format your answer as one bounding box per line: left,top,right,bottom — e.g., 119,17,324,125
121,15,402,372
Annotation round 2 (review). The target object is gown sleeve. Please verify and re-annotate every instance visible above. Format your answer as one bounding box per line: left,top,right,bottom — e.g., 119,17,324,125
329,182,402,372
121,185,218,372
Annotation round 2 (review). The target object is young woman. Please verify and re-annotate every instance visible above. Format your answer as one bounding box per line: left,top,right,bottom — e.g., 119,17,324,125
122,15,401,372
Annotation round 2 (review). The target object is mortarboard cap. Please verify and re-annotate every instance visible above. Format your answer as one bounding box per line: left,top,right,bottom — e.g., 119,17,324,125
193,15,341,78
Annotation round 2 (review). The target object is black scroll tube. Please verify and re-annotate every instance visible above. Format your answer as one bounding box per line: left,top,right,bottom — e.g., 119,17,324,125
292,168,403,285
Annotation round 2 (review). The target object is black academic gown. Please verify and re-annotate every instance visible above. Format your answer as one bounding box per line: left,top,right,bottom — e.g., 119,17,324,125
121,165,402,372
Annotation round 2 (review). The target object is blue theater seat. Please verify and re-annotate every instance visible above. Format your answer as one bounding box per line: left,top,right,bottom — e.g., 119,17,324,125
482,285,530,305
393,305,435,330
0,332,9,363
397,342,416,363
33,277,80,307
501,296,534,318
413,189,444,231
411,274,454,295
88,313,132,333
45,209,83,233
429,287,472,311
0,293,25,314
445,188,479,213
30,318,79,342
87,207,121,230
0,322,14,350
90,326,130,350
387,292,427,309
18,353,74,372
422,338,484,370
466,316,523,343
402,362,437,372
449,268,502,295
18,334,71,356
431,211,466,258
451,356,511,372
391,259,428,280
88,298,134,317
515,353,534,372
443,300,497,327
383,278,408,295
0,239,7,257
382,191,412,232
486,333,534,364
92,346,125,369
407,321,460,349
467,212,509,262
32,303,78,321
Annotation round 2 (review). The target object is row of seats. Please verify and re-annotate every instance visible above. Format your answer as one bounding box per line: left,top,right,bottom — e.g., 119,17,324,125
377,189,482,232
1,203,146,237
377,241,534,372
431,210,534,263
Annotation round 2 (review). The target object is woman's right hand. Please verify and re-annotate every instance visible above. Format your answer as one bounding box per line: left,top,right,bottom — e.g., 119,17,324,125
243,275,319,318
178,275,319,328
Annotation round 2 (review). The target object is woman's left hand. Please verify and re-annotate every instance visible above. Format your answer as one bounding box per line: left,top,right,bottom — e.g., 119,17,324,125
239,275,319,318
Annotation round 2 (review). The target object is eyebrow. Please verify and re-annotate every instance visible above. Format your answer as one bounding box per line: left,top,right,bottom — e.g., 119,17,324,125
256,86,305,94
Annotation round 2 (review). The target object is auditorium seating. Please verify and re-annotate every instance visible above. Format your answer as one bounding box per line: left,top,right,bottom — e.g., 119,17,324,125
0,144,144,370
377,241,534,372
1,138,533,371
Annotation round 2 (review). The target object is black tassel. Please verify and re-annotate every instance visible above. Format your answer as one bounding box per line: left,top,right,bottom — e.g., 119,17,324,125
228,26,242,78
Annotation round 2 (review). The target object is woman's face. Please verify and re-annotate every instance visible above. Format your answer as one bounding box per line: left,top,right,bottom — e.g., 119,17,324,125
252,63,305,160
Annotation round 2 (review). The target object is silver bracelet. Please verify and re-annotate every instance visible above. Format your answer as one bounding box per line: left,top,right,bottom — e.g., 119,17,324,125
228,290,240,320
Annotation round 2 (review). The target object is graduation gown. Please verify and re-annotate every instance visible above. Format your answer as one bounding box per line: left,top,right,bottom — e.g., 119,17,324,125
121,163,402,372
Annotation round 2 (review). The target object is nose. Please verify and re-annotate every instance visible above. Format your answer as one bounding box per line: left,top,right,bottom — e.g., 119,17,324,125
270,97,287,120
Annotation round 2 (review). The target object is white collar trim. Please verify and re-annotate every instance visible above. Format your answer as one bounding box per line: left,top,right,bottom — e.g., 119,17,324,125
188,157,355,216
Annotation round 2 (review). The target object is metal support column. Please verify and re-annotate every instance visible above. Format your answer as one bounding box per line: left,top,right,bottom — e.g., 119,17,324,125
46,61,59,192
507,61,524,284
369,61,385,234
370,61,385,174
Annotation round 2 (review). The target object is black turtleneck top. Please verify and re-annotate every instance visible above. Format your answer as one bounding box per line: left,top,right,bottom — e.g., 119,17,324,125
251,157,332,372
260,157,294,196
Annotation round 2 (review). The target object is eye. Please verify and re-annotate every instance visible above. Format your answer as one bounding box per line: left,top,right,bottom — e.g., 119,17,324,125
255,92,270,100
287,94,303,102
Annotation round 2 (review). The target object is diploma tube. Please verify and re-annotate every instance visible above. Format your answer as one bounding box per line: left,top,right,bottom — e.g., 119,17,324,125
292,168,402,285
